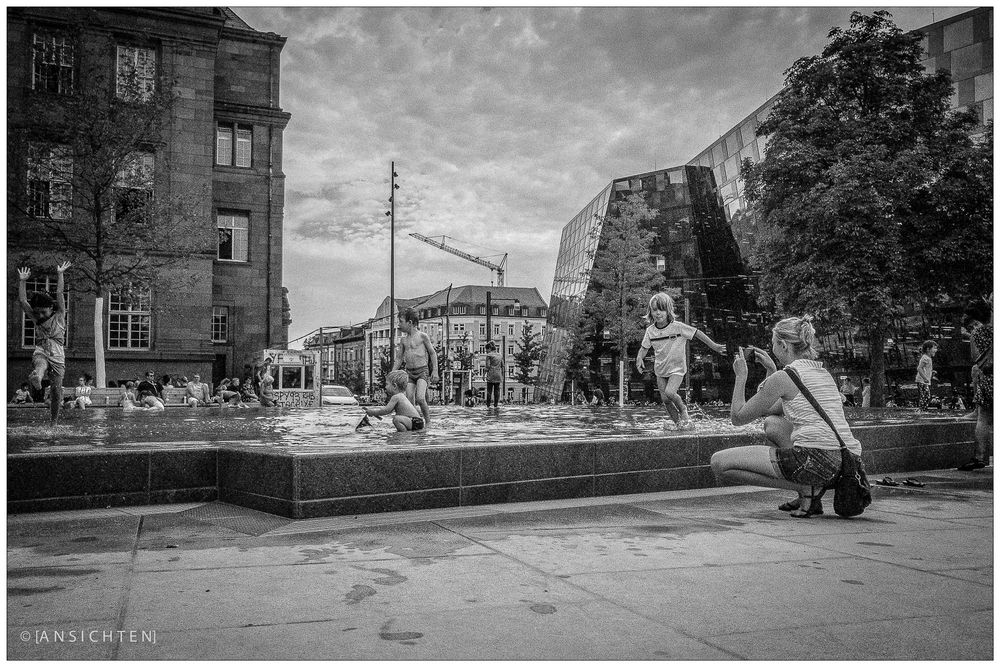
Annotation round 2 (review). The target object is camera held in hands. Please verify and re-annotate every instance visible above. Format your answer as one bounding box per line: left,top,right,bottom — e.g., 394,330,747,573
743,346,757,363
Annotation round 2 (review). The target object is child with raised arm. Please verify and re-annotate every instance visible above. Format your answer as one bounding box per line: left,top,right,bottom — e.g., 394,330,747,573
18,261,71,423
391,308,439,426
635,292,727,430
364,370,425,431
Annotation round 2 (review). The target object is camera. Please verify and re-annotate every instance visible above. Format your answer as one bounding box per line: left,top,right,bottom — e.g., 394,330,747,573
743,346,757,362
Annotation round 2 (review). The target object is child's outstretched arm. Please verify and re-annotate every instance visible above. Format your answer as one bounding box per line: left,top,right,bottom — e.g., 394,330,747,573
423,333,438,380
694,329,726,354
54,261,70,313
635,345,649,373
365,394,398,417
17,267,35,319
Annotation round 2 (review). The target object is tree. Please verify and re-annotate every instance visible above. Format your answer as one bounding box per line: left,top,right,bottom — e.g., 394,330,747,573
373,347,392,392
740,10,984,406
8,22,212,387
582,192,664,401
334,359,365,395
513,321,544,386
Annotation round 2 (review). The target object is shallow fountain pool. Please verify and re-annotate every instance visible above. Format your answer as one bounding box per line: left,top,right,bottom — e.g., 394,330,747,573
5,404,965,455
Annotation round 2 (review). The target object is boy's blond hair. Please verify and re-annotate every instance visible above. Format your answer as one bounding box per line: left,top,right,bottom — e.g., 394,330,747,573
385,369,408,393
644,292,676,324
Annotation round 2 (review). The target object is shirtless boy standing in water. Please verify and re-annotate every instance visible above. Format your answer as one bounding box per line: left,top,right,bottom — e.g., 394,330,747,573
391,307,439,426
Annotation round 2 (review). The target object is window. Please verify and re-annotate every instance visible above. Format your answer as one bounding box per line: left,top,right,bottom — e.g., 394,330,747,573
491,306,499,315
479,344,486,354
212,306,229,343
479,323,486,336
115,152,154,224
21,275,63,348
26,143,72,219
508,366,516,378
216,122,252,167
506,306,517,316
280,366,302,390
32,32,74,94
478,305,486,315
116,45,156,100
653,254,666,271
508,345,515,356
453,323,465,332
217,211,249,261
508,324,515,336
493,324,500,336
108,284,151,349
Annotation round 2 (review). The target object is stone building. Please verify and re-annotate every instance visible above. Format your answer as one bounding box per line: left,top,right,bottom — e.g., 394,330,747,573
6,7,290,391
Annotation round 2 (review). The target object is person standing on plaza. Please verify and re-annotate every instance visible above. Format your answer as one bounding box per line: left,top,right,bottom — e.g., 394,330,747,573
635,292,726,430
958,299,992,471
484,341,503,408
840,376,858,406
711,315,863,517
861,377,872,408
17,261,70,423
391,308,439,426
915,340,938,410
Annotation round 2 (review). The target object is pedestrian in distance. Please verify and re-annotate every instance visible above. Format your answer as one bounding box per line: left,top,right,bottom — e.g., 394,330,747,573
391,308,439,426
915,340,938,410
484,341,503,408
17,261,70,423
635,292,726,430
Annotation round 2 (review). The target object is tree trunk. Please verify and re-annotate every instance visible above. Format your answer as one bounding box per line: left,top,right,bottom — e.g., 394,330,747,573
93,296,106,388
868,322,887,407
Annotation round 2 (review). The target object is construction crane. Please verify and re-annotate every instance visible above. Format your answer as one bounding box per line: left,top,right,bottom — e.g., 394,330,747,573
409,232,507,286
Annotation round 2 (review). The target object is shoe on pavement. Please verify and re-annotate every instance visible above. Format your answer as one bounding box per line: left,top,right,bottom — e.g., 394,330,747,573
957,458,987,471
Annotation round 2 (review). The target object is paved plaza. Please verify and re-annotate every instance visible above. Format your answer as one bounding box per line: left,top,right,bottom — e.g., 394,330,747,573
7,466,993,660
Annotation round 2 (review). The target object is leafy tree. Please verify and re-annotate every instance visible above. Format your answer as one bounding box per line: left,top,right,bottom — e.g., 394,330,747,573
373,347,392,391
8,23,212,387
582,192,664,399
513,321,544,385
741,10,984,406
334,360,365,395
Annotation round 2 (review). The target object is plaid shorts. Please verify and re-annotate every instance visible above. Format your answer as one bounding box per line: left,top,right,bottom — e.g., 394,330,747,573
774,446,842,487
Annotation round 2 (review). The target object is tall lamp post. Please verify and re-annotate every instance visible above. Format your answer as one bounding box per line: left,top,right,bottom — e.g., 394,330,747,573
385,163,399,367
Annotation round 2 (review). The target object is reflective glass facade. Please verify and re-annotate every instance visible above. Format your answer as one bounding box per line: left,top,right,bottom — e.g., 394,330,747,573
537,166,765,401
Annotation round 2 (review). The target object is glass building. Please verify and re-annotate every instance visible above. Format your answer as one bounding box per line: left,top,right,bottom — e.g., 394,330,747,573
536,166,766,402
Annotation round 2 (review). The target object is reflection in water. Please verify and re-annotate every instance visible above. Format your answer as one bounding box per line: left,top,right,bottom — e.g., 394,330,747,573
6,405,965,455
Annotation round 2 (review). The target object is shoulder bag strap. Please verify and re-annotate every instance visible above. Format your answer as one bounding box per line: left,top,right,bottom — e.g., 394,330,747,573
974,349,990,369
784,365,849,452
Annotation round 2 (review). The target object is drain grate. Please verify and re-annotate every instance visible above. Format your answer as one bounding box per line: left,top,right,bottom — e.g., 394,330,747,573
179,502,292,536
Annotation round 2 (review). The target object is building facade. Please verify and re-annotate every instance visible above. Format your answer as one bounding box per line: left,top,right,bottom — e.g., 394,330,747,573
364,286,549,403
6,7,290,391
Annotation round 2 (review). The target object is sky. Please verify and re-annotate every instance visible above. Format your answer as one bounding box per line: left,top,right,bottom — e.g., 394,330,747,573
232,5,972,345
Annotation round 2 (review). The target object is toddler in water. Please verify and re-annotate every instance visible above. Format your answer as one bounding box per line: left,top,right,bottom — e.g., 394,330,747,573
635,292,727,430
364,370,425,431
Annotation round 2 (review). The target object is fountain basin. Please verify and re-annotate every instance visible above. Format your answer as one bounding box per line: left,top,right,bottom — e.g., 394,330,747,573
6,407,977,517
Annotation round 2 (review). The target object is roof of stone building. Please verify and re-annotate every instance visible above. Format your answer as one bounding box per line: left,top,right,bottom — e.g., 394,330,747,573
221,7,255,31
416,285,548,310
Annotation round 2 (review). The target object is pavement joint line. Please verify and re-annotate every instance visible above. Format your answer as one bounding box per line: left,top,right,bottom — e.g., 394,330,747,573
133,550,502,574
426,519,747,660
666,512,992,539
766,536,996,588
700,605,998,639
110,514,143,661
537,554,859,578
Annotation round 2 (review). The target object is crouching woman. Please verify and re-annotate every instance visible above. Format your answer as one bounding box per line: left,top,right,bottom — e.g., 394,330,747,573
710,315,862,518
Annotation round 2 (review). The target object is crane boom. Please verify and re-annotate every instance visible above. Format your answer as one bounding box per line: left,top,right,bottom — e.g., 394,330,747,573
409,232,507,286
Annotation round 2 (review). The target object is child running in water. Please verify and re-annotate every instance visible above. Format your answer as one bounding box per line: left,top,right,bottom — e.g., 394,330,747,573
636,292,727,430
364,369,425,431
17,261,71,423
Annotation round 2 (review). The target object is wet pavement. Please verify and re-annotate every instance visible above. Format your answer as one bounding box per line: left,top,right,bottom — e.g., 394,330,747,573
7,465,993,660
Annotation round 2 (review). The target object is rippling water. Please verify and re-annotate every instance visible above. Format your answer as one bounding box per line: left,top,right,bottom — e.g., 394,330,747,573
6,404,968,455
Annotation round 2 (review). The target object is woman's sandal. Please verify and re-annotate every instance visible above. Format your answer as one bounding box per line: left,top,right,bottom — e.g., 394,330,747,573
789,488,825,518
778,499,801,511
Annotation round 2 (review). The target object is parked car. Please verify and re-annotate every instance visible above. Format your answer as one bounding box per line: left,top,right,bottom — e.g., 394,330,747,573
321,385,359,406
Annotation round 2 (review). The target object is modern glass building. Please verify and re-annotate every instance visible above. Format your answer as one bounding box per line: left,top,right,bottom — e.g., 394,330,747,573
536,166,765,402
538,7,992,402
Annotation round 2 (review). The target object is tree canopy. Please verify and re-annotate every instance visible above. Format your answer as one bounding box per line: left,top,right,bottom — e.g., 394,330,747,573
741,10,991,405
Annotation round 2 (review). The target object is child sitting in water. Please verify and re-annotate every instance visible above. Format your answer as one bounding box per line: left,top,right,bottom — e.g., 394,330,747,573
635,292,727,430
364,370,425,431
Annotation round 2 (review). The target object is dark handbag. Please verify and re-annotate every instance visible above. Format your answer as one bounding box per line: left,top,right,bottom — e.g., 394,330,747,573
785,366,872,517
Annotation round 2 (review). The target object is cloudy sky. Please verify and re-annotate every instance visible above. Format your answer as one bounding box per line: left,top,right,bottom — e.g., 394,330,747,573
232,5,970,344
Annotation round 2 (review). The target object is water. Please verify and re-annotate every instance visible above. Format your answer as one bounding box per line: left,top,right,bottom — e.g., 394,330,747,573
6,404,967,455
